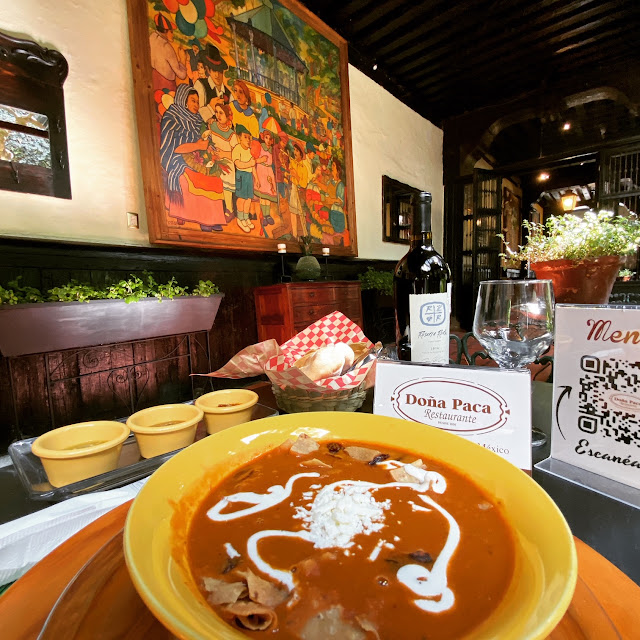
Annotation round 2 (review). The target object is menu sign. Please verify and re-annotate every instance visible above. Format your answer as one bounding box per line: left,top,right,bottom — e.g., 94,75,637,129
552,305,640,490
374,361,532,470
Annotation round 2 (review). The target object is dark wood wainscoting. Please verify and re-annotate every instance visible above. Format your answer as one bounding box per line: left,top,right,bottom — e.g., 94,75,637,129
0,239,395,450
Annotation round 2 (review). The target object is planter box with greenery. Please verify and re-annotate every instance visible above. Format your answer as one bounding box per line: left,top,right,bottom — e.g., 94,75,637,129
0,274,223,357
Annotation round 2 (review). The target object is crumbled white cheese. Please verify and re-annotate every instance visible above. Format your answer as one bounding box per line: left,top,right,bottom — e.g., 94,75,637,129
294,483,391,549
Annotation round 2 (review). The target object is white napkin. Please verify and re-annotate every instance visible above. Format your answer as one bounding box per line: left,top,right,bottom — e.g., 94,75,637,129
0,478,148,586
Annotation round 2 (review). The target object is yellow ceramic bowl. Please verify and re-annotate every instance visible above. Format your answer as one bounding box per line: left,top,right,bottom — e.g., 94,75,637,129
126,404,204,459
194,389,258,435
124,412,577,640
31,421,130,488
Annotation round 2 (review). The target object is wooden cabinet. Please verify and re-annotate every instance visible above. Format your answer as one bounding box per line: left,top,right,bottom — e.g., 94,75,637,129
254,282,363,344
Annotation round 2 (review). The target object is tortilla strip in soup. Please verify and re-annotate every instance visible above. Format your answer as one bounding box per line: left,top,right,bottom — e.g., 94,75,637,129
186,437,516,639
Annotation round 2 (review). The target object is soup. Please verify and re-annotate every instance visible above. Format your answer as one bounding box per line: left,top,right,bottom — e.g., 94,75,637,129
186,436,515,639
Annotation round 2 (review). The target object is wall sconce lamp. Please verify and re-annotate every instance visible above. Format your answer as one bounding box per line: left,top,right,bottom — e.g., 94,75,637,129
561,193,578,212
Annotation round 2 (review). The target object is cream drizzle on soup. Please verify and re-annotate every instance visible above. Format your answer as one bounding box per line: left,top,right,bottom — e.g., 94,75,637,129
186,437,515,639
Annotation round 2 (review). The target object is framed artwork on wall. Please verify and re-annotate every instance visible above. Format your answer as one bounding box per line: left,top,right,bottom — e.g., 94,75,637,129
126,0,357,256
502,184,521,255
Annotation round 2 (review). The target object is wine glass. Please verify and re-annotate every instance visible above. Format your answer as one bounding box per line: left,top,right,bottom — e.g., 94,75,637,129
473,280,555,446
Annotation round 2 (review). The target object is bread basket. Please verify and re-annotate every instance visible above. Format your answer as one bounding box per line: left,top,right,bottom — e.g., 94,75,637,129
204,312,375,414
271,380,368,413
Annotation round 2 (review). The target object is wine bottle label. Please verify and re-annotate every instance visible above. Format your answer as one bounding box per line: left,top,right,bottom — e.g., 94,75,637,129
409,291,450,364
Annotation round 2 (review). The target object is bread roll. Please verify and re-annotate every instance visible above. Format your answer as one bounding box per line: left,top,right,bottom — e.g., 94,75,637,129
296,342,355,381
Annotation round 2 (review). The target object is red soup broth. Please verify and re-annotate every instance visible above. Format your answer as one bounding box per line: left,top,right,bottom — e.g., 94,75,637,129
185,438,516,639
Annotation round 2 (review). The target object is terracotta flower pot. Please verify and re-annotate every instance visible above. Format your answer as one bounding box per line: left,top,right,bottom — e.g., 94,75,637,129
531,256,622,304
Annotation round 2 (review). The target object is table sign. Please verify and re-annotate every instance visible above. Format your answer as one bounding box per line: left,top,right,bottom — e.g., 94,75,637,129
552,304,640,491
373,360,532,470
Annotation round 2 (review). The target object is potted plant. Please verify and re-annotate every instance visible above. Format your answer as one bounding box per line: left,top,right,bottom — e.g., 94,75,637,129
358,266,395,343
358,266,394,298
294,235,322,281
617,268,635,282
0,273,223,357
501,210,640,304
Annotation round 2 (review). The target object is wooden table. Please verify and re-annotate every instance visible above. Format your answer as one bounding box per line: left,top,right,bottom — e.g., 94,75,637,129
1,500,639,639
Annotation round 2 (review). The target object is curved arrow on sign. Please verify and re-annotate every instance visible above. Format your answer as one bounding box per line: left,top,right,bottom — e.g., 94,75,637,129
555,385,572,440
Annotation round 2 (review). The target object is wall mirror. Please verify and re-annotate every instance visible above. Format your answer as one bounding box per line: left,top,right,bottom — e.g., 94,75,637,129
0,31,71,198
382,175,422,244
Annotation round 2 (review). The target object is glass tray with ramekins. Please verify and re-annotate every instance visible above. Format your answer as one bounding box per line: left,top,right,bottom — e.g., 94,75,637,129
8,402,278,501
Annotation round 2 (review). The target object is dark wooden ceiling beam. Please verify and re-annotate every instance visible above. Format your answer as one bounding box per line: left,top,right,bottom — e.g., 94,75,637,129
374,0,579,65
301,0,640,124
417,38,635,125
416,39,632,110
412,14,630,96
325,0,376,23
346,0,416,37
391,0,593,77
368,0,498,59
406,0,622,87
353,0,460,47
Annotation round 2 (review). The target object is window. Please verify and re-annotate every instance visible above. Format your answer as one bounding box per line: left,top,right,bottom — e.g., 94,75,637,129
0,31,71,198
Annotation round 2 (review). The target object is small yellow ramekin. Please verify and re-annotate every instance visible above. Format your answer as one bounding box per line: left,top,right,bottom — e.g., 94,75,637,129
31,421,130,487
126,404,204,459
194,389,259,435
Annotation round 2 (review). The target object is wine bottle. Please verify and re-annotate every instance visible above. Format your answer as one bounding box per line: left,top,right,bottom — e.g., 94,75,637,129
394,192,452,363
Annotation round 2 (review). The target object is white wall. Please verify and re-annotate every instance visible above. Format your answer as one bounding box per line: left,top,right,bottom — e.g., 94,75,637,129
0,2,443,259
0,0,148,246
349,67,444,258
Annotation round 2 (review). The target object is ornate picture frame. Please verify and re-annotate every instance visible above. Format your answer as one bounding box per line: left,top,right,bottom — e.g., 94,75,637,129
126,0,357,256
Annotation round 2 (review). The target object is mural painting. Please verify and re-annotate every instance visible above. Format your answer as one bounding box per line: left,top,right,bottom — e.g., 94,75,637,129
128,0,356,255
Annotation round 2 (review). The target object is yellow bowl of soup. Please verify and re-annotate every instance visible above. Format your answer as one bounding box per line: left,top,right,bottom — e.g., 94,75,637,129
31,420,130,487
194,389,258,435
124,412,577,640
126,403,204,459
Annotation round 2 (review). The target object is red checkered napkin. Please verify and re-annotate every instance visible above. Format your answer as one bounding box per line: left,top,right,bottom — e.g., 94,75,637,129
203,312,376,391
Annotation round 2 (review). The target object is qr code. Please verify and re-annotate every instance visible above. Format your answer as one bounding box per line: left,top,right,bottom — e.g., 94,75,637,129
578,356,640,447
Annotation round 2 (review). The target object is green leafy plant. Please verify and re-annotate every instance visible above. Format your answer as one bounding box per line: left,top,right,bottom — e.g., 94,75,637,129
105,272,160,303
49,281,105,302
0,273,221,305
501,210,640,264
618,268,635,279
300,234,314,256
0,285,19,305
358,267,394,296
192,280,220,297
105,274,148,303
156,277,190,299
6,277,46,303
